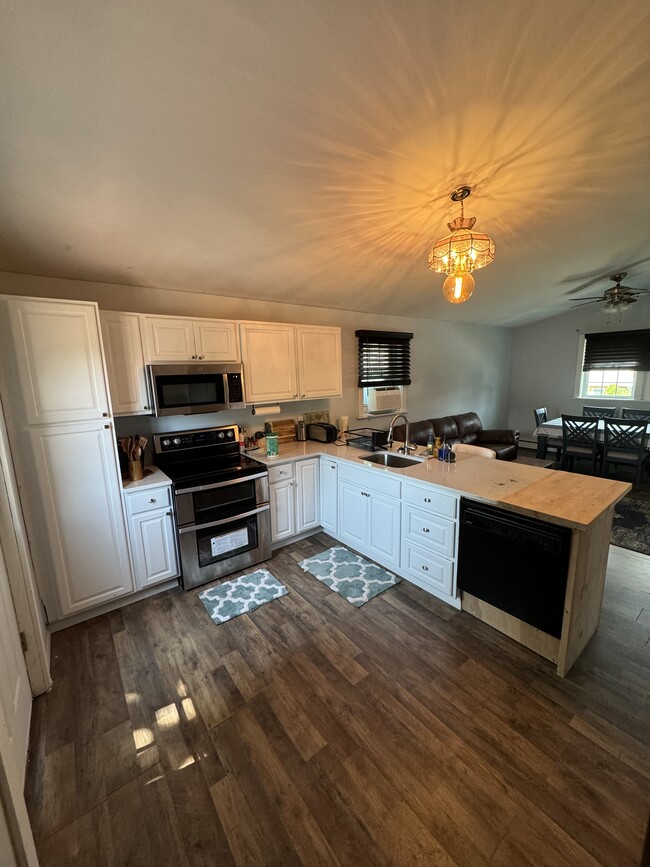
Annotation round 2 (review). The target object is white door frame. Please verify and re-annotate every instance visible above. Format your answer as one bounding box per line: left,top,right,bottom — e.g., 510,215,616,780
0,393,51,696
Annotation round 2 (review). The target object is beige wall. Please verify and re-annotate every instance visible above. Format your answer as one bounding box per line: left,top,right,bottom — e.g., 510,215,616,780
0,271,513,443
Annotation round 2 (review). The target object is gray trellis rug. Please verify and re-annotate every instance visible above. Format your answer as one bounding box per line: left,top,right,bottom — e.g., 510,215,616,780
298,546,401,607
198,569,288,624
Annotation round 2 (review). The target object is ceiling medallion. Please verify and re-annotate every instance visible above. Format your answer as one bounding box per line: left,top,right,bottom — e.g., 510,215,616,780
428,185,495,304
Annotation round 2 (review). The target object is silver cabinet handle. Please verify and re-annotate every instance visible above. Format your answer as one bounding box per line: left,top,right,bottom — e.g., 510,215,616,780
149,498,157,503
166,511,173,517
102,412,108,417
330,464,336,469
143,405,149,410
422,565,429,571
424,497,431,503
423,527,429,533
104,424,110,429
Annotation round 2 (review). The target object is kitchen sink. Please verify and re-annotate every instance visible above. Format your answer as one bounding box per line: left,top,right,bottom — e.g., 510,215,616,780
358,451,424,468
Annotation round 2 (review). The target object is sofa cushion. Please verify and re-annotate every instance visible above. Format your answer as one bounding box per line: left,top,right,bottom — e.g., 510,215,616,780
391,420,434,446
430,416,459,441
478,441,519,461
453,412,482,440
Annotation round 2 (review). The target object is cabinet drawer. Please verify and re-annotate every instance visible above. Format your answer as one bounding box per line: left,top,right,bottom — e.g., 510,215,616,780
404,482,457,519
401,541,454,594
268,463,294,484
338,462,401,499
403,504,455,558
126,485,172,515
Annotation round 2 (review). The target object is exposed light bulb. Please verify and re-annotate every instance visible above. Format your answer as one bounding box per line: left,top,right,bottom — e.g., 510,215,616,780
442,271,475,304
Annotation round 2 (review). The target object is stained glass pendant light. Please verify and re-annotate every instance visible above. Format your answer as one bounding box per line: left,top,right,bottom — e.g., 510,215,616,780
428,185,495,303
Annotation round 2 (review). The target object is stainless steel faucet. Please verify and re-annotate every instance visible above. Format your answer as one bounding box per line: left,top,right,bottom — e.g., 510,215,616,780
387,413,416,454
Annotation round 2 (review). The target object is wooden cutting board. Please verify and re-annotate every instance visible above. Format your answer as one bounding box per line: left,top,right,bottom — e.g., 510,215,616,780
270,418,296,444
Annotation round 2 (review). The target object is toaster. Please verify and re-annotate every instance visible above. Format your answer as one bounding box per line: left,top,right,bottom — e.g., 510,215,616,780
306,422,338,443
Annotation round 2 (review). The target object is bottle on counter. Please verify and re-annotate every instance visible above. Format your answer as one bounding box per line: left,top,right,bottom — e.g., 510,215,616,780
438,438,447,461
427,433,435,456
239,427,246,450
434,436,442,459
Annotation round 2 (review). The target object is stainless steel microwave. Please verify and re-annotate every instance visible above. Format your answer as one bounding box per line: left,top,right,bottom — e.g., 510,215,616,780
146,364,246,416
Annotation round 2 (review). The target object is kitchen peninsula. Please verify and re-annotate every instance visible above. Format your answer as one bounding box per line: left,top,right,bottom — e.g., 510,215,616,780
253,439,631,677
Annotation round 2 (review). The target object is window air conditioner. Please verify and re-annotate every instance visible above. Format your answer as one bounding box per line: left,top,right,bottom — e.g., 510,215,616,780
367,386,401,414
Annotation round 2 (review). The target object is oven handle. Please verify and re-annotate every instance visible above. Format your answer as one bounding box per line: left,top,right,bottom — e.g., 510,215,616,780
177,472,269,495
178,503,270,534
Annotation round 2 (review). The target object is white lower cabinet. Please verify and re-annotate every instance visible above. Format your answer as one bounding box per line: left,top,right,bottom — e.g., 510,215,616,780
125,485,179,589
269,458,319,543
319,458,338,535
338,466,401,570
28,421,134,617
400,481,459,600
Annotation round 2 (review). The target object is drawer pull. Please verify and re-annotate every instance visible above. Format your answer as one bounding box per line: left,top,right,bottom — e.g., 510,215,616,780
421,565,429,572
167,511,173,517
424,497,431,503
422,527,430,533
149,498,157,504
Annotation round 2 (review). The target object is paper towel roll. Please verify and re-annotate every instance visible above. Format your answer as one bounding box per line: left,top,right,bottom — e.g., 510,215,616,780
251,404,281,416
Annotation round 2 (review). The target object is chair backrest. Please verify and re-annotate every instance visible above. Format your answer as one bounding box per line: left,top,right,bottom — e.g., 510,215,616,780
533,407,548,427
561,414,599,448
582,405,616,418
451,443,496,459
621,408,650,422
603,418,647,455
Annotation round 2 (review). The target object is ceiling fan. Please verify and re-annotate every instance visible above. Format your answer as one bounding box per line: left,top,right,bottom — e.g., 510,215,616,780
570,272,649,314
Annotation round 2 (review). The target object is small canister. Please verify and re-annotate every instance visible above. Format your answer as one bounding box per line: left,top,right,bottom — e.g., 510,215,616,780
296,420,307,441
266,433,279,458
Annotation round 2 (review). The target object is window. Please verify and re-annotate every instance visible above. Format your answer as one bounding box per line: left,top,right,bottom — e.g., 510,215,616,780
576,329,650,401
356,330,412,417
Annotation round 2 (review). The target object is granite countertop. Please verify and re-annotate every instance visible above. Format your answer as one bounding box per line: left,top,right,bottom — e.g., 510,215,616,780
248,439,630,530
121,467,173,491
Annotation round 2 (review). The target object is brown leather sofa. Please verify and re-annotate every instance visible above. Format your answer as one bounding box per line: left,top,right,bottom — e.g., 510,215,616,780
392,412,520,461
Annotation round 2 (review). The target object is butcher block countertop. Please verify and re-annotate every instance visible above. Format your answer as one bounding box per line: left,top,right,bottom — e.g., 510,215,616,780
250,440,631,530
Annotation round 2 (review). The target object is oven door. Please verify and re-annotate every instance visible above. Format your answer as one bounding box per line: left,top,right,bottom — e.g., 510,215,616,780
177,506,271,590
148,364,228,416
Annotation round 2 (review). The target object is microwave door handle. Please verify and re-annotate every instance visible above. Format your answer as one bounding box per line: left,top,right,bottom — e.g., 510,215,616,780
178,503,271,534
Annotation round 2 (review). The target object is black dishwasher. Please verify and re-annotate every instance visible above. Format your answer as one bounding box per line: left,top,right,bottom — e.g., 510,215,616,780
457,499,572,638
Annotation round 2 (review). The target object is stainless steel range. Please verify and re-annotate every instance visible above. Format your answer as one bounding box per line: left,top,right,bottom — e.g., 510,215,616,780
153,425,271,590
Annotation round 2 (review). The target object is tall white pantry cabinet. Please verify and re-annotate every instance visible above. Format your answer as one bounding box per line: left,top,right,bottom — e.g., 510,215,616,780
0,297,134,620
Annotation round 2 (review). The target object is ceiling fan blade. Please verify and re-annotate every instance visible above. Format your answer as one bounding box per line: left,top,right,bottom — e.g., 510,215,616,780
571,300,602,308
571,296,606,301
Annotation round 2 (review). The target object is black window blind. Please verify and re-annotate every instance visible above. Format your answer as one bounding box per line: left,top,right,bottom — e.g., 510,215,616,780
356,330,413,387
583,329,650,371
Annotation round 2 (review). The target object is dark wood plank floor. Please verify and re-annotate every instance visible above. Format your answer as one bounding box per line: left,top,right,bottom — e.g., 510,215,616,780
25,534,650,866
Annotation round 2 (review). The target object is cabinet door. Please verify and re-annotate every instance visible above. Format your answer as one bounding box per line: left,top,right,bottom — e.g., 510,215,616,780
193,320,240,362
295,325,342,398
240,323,298,403
270,479,295,542
129,508,179,589
369,493,401,569
338,480,369,551
100,312,151,416
142,316,196,361
28,421,133,617
7,299,110,424
320,458,338,535
295,459,320,534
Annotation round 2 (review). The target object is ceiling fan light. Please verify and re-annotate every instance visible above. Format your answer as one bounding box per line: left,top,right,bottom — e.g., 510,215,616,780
442,270,475,304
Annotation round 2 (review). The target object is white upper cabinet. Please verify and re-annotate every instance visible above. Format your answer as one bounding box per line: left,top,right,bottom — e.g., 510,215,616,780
6,299,110,425
142,315,240,363
240,323,298,403
240,322,341,404
295,325,342,399
100,311,151,416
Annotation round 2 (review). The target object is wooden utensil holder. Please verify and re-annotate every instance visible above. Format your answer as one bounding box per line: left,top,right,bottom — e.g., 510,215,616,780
128,460,144,482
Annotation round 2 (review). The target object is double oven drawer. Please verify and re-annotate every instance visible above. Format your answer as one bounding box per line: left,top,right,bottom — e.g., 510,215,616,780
174,471,271,590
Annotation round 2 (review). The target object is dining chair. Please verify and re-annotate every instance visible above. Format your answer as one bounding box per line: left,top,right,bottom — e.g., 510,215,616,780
621,408,650,421
582,405,617,418
451,443,496,459
561,415,601,474
601,418,649,490
533,407,563,461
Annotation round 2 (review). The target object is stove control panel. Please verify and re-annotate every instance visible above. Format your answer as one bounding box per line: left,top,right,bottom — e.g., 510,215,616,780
155,426,238,452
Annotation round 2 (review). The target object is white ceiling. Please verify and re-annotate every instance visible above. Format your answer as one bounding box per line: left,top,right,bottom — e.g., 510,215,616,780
2,0,650,327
